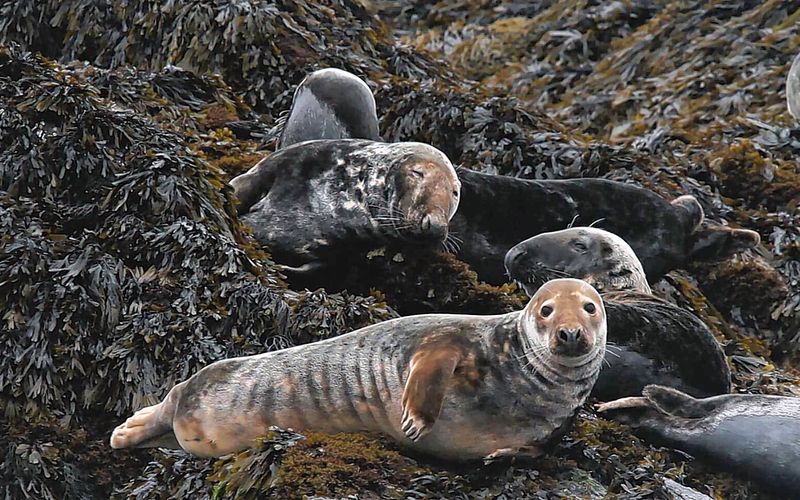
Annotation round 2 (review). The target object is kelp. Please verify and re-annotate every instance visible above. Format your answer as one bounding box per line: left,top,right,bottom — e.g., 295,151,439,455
0,0,798,498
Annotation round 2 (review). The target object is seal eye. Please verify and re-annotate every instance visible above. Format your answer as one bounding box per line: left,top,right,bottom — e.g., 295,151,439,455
452,190,459,197
540,305,553,317
573,240,588,252
411,169,425,179
584,303,596,314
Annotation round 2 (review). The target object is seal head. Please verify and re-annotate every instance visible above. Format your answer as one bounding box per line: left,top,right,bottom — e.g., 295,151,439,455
519,278,607,366
505,226,651,295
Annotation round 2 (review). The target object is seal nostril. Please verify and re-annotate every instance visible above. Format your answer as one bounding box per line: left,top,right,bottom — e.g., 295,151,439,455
558,328,581,343
421,214,431,231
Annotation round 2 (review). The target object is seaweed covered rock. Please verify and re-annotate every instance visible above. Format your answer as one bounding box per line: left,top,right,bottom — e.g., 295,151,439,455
1,0,799,498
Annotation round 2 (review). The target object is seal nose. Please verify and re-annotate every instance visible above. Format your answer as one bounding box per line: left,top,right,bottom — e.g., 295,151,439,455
421,214,448,239
558,327,582,344
504,246,527,272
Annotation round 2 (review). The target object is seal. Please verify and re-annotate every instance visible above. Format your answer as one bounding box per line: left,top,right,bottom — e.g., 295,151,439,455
597,385,800,497
504,227,730,400
504,226,652,295
787,51,800,121
230,139,461,271
279,68,380,148
109,278,607,460
268,68,761,285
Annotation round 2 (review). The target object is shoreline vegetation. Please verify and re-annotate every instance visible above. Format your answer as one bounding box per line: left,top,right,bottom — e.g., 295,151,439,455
1,1,798,498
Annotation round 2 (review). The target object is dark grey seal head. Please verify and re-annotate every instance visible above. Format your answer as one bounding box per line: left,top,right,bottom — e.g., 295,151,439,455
597,385,800,498
279,68,380,148
505,226,652,295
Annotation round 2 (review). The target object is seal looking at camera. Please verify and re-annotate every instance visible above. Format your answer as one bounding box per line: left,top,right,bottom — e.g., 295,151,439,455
110,278,606,461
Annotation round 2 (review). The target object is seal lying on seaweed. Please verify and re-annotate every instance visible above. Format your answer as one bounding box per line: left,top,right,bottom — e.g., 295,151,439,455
111,279,607,461
256,68,759,284
231,139,461,272
505,226,731,401
597,386,800,497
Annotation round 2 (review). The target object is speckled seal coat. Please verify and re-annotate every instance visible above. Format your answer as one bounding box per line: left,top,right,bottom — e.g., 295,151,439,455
110,279,607,461
230,139,461,268
598,386,800,497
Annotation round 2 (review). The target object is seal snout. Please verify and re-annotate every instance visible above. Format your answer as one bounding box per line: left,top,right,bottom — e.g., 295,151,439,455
421,213,448,239
557,326,582,344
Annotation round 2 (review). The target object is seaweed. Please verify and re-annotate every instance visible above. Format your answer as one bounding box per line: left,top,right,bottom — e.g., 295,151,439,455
0,0,798,497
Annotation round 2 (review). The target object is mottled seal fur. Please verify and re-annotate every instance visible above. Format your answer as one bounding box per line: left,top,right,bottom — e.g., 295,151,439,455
270,68,760,284
598,385,800,497
110,278,606,461
505,227,730,400
505,226,652,295
231,139,461,269
279,68,380,148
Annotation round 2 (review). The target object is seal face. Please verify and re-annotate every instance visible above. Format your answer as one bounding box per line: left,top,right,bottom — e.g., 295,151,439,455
505,226,652,295
230,139,461,267
597,385,800,496
279,68,380,148
110,278,606,461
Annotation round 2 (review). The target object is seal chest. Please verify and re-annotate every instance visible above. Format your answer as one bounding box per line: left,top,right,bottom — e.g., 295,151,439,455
110,278,606,461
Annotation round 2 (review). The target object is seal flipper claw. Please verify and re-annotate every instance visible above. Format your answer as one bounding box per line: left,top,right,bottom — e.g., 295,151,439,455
483,445,543,464
595,396,651,413
401,331,465,442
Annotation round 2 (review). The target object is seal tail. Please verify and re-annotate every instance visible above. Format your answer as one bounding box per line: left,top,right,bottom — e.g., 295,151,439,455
110,384,183,450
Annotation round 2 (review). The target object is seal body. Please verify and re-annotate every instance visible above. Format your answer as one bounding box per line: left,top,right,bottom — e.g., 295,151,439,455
268,68,760,284
110,279,607,460
279,68,380,148
505,227,730,400
230,139,460,268
505,226,652,295
598,385,800,497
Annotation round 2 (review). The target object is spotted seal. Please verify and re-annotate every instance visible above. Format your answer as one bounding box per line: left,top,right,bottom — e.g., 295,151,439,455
597,385,800,496
504,226,730,400
230,139,461,271
269,68,760,284
110,278,606,460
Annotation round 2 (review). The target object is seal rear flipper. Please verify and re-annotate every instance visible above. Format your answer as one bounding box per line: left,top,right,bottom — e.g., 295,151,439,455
401,332,466,441
687,223,760,263
110,386,181,450
642,385,710,418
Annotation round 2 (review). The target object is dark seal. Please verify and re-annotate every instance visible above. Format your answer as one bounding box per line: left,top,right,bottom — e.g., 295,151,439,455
230,139,461,271
110,278,607,460
271,68,761,285
505,226,652,295
598,385,800,497
279,68,380,148
505,226,730,400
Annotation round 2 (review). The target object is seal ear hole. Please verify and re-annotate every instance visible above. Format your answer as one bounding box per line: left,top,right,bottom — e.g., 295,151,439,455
540,305,553,317
411,169,425,179
583,303,596,314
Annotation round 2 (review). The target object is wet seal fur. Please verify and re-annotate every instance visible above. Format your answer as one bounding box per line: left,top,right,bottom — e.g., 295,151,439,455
279,68,380,147
505,226,652,295
269,67,761,284
597,385,800,497
505,227,730,400
231,139,461,270
110,278,606,461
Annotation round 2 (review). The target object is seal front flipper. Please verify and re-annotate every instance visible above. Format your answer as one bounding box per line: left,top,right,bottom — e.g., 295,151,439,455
401,331,466,442
483,445,543,464
687,222,760,263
